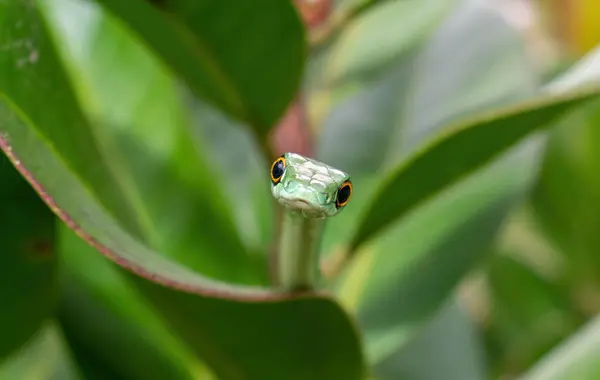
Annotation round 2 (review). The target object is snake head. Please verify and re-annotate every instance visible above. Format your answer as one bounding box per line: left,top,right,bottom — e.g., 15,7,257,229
270,152,352,218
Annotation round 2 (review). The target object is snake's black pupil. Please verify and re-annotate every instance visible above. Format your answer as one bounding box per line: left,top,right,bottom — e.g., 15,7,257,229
272,159,285,180
337,184,351,205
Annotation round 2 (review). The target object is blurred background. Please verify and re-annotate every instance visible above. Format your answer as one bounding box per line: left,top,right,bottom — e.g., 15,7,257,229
304,0,600,378
296,0,600,376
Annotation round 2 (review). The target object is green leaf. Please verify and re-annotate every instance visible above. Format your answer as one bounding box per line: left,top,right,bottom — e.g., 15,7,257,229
485,253,581,377
131,276,366,380
93,0,306,132
37,0,264,285
521,313,600,380
490,255,565,329
0,154,57,360
349,88,600,251
373,300,486,380
58,225,215,380
0,2,366,378
0,323,82,380
533,45,600,284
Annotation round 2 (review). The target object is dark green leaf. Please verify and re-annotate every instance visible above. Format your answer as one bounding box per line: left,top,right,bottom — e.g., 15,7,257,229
93,0,306,132
533,102,600,282
486,253,581,377
532,45,600,285
0,154,56,360
131,276,365,380
58,225,214,380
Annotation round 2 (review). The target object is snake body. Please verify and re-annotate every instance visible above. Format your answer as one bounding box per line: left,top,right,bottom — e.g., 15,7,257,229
270,152,352,290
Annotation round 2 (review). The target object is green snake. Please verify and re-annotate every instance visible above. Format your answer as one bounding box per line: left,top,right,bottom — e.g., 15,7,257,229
270,152,352,291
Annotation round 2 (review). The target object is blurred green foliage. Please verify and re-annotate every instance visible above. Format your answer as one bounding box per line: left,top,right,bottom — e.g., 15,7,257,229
1,0,600,379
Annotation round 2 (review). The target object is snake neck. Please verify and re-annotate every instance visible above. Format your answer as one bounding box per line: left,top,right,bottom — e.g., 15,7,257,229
277,210,325,291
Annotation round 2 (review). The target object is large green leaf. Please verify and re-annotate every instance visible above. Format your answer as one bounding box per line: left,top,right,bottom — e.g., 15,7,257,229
130,276,365,380
0,2,366,378
0,154,56,360
92,0,306,132
58,225,215,380
38,0,265,285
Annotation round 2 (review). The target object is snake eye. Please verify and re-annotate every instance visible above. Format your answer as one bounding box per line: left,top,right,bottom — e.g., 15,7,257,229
336,180,352,208
270,155,286,184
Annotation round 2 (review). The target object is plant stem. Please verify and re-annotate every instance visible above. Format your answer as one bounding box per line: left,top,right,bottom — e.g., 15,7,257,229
277,210,324,291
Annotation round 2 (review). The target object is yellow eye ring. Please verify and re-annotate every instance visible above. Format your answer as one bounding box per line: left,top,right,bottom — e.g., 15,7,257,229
336,180,352,208
270,156,286,184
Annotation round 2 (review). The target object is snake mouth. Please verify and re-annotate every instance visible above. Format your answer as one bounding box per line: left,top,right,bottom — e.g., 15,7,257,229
284,198,313,209
278,197,321,214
